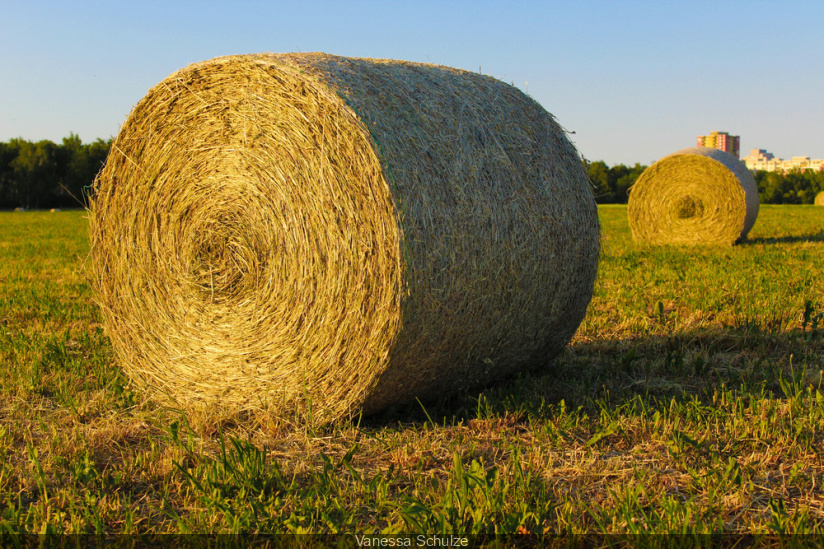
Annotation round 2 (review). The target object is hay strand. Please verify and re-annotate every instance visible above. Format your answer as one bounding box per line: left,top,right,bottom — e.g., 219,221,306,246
89,53,600,422
628,147,759,245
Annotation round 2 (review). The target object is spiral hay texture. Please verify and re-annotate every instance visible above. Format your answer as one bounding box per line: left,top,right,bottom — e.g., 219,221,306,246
90,53,600,422
628,147,759,245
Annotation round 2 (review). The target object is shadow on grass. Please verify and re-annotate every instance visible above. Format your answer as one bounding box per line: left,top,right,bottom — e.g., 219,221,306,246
363,324,824,428
744,233,824,245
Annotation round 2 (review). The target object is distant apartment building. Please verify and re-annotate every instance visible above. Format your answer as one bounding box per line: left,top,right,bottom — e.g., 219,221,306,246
742,149,781,171
742,148,824,172
697,131,740,159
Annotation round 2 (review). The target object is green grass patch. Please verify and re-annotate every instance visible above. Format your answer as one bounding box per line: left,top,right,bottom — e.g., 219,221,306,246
2,206,824,541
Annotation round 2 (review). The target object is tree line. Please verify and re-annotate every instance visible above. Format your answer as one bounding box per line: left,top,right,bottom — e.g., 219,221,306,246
2,135,823,209
0,134,110,210
584,160,824,205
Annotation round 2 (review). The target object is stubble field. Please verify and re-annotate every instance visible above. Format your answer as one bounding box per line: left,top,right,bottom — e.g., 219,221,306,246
2,204,824,544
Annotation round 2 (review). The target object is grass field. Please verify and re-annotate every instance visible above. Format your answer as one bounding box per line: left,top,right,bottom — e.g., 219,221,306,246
2,205,824,543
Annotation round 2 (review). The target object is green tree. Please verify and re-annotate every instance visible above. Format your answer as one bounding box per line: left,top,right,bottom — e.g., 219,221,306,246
585,160,614,202
613,163,646,203
85,138,111,202
0,135,111,209
10,139,63,209
754,170,813,204
0,141,21,208
61,132,90,207
585,161,647,204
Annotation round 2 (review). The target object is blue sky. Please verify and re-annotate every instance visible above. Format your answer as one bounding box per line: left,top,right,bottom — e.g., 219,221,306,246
1,0,821,165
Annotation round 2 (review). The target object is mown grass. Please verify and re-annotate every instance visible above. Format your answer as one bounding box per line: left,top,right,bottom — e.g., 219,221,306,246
2,205,824,544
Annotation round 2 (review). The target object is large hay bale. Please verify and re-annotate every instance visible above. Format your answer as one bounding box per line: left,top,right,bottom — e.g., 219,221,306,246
815,192,824,206
89,53,600,422
628,147,759,245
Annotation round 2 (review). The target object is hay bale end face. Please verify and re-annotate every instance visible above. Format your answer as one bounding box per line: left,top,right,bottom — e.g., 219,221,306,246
628,147,759,245
815,192,824,206
90,53,600,422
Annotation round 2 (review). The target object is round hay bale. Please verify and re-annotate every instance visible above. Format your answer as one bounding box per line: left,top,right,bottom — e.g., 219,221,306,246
89,53,600,422
627,147,759,245
815,192,824,206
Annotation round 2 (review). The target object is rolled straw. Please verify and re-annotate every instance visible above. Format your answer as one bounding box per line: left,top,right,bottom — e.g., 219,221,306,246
628,147,759,245
89,53,600,422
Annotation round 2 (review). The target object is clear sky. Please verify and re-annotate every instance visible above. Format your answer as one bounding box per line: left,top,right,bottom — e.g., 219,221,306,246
1,0,821,165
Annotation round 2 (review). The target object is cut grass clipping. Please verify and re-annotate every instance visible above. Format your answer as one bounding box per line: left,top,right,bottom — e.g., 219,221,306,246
627,146,759,245
89,53,600,423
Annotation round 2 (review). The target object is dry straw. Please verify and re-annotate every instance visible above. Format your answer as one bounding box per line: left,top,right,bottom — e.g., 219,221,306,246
815,192,824,206
627,147,759,246
89,53,600,422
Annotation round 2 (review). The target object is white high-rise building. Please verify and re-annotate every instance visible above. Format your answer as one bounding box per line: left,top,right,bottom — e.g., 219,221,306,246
741,148,824,172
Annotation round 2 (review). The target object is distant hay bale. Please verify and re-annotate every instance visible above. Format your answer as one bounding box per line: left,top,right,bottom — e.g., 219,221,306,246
89,53,600,422
628,147,759,245
815,192,824,206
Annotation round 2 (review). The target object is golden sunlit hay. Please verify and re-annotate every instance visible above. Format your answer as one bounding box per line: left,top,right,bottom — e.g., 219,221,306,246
89,53,600,423
627,147,759,245
815,192,824,206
